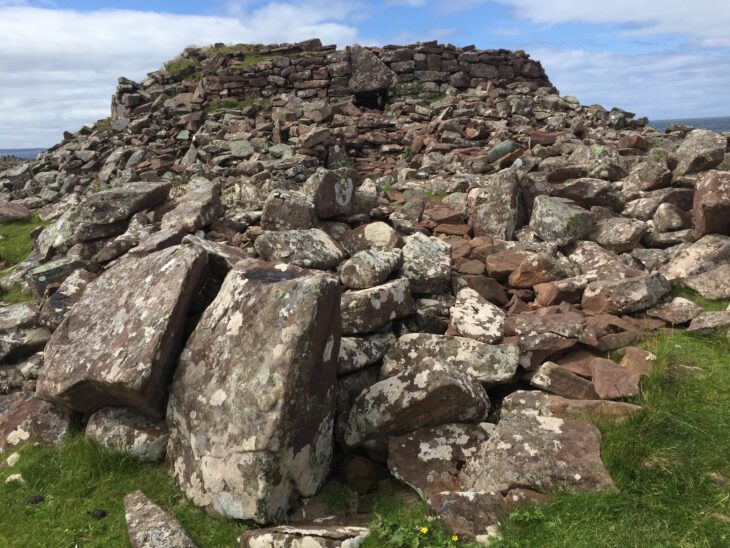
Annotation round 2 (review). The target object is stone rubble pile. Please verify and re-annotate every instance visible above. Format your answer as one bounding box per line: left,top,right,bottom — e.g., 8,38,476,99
1,39,729,545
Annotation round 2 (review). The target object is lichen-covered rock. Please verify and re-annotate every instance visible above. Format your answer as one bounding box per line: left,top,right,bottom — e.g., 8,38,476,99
590,216,647,253
338,249,402,290
692,170,730,237
582,273,671,315
167,260,341,523
254,228,347,270
349,44,398,93
343,361,490,447
302,169,354,219
86,407,168,462
568,241,641,280
180,234,248,272
39,269,96,330
388,422,494,499
508,252,573,289
449,288,505,344
36,245,207,415
682,263,730,301
337,333,395,376
380,333,519,386
0,390,71,453
502,390,641,423
260,190,317,231
460,412,615,493
340,278,416,335
25,257,84,299
0,303,51,364
161,177,222,232
399,232,451,294
673,129,726,176
688,310,730,334
239,519,370,548
468,169,522,239
513,312,586,363
529,362,598,400
124,490,197,548
648,297,704,325
340,222,402,254
529,196,593,245
625,160,672,191
660,234,730,281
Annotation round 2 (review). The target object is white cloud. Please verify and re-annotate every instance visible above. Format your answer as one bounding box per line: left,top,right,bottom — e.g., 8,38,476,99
534,47,730,119
0,4,360,148
497,0,730,48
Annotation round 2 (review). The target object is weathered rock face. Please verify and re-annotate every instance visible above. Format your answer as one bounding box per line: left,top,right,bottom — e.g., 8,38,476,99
167,260,341,523
582,273,671,315
343,361,489,447
261,190,317,231
468,169,522,239
303,169,354,219
684,263,730,300
0,303,51,364
0,390,71,452
36,245,207,415
692,170,730,237
340,278,416,334
239,519,370,548
673,129,726,176
449,288,505,344
337,333,394,376
39,269,96,330
660,234,730,281
124,490,197,548
254,228,347,270
338,249,402,290
529,196,593,244
399,232,451,294
460,412,615,494
349,44,398,93
502,390,641,423
381,333,519,386
388,422,494,499
86,407,168,462
161,177,222,232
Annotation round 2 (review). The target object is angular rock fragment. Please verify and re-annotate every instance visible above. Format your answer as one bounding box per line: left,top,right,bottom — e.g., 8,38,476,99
399,232,452,294
590,216,647,253
467,169,522,239
161,178,222,232
338,249,401,289
380,333,519,386
180,234,247,272
0,390,71,452
167,260,340,522
339,222,402,254
508,252,572,289
86,407,168,462
36,245,207,415
303,169,354,218
660,234,730,281
460,412,615,493
254,228,347,270
688,311,730,334
618,347,656,377
692,170,730,237
343,361,489,447
349,44,398,93
582,273,671,315
341,278,415,335
0,303,51,364
337,333,395,376
260,190,317,231
25,257,84,299
124,490,196,548
529,362,598,400
39,269,96,330
501,390,641,423
449,288,505,344
683,264,730,300
647,297,703,325
589,358,641,400
388,422,495,499
529,196,593,245
512,312,586,364
534,275,594,306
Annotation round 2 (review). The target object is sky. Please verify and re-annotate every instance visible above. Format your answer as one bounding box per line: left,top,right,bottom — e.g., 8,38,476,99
1,0,729,148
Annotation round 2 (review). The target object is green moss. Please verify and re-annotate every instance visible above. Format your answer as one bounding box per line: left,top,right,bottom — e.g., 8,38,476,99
0,213,47,269
0,434,246,547
493,329,730,547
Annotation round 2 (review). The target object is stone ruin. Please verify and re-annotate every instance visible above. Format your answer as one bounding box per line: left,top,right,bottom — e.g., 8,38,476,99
1,38,730,545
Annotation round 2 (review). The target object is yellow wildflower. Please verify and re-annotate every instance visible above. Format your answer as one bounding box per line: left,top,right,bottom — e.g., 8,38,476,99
420,526,429,534
452,535,459,542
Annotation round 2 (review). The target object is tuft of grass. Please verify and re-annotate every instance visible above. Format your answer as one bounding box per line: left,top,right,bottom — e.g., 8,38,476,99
424,189,447,201
363,487,470,547
493,329,730,547
96,118,112,133
1,283,34,304
0,213,47,268
0,434,246,547
164,58,201,80
671,285,730,311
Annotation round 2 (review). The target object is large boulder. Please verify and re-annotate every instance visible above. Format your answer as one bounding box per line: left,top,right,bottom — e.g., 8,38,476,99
673,129,726,176
36,245,207,415
167,260,341,523
343,361,489,447
692,170,730,237
348,44,398,93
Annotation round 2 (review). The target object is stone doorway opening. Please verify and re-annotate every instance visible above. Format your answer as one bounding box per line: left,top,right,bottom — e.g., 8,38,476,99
354,89,388,110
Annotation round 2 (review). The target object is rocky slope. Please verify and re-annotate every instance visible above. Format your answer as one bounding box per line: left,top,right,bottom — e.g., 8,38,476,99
1,39,730,545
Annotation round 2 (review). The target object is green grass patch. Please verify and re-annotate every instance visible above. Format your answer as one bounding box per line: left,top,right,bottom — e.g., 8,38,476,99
0,213,47,269
493,329,730,547
96,118,112,133
0,434,245,547
671,285,730,311
164,58,201,80
1,283,34,304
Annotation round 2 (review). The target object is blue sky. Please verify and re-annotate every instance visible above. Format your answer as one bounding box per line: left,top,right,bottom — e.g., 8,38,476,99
1,0,729,147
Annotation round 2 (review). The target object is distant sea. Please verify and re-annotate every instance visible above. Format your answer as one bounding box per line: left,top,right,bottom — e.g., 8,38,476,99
650,116,730,132
0,148,46,160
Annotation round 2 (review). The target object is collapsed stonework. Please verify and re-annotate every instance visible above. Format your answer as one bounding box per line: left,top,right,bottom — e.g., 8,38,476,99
1,38,730,545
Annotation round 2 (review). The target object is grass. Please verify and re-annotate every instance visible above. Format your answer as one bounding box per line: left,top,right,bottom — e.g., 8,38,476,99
96,118,112,133
0,434,246,547
671,285,730,312
0,213,47,268
1,283,34,304
492,311,730,546
164,58,201,81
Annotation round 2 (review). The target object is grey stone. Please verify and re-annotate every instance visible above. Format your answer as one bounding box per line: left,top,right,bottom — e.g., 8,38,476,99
254,228,347,270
